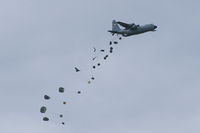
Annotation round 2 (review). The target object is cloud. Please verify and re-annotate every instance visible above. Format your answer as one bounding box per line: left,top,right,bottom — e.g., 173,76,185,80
0,0,200,133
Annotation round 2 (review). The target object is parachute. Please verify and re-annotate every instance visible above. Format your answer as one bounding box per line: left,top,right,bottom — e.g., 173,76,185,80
40,106,47,113
92,57,96,60
43,117,49,121
114,41,118,44
59,87,64,93
93,47,96,52
104,55,108,60
59,114,63,118
44,95,50,100
110,47,113,53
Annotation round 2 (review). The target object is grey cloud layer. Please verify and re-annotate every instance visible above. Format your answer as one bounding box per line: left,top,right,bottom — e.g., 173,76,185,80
0,0,200,133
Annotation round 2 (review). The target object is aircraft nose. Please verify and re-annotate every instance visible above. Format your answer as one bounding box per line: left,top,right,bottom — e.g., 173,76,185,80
154,25,157,29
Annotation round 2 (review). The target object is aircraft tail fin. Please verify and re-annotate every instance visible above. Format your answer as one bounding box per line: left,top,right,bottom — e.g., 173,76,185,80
112,20,121,32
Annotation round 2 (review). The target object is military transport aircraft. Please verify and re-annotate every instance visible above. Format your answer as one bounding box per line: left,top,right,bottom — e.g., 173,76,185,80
108,20,157,37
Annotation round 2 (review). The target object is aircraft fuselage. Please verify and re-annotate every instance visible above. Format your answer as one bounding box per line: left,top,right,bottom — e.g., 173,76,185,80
108,20,157,37
121,24,157,37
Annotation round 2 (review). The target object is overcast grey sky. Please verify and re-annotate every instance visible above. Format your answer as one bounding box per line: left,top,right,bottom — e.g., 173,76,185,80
1,0,200,133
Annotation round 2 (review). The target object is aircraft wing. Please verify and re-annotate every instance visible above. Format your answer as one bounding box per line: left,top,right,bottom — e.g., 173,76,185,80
116,21,130,28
